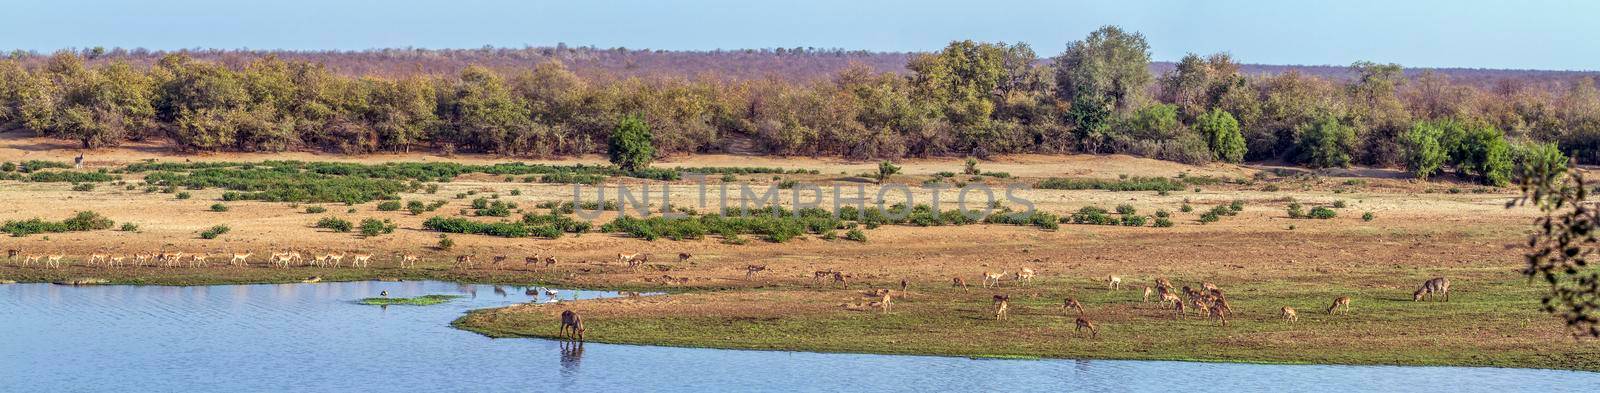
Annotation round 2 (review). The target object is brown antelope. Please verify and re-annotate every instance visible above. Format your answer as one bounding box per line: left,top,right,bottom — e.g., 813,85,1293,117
899,279,908,292
875,290,893,313
401,254,420,268
524,256,541,267
745,264,767,279
1014,268,1036,285
1075,317,1099,338
544,256,557,268
108,256,125,268
993,294,1010,321
559,310,586,341
1280,306,1298,322
1106,275,1122,290
189,254,208,268
23,255,41,266
1413,277,1451,302
88,253,108,266
981,271,1006,288
455,255,474,269
1142,286,1154,302
1062,298,1084,315
351,254,372,268
1201,282,1220,292
619,253,647,269
1154,277,1172,290
832,271,848,288
1172,297,1187,319
1208,301,1230,326
5,249,17,260
1159,292,1181,307
1327,296,1351,315
324,253,345,268
230,253,251,267
951,277,968,291
47,254,65,268
678,252,692,262
492,255,508,267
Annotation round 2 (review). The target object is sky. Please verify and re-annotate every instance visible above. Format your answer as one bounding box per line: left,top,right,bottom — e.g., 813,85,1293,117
3,0,1596,70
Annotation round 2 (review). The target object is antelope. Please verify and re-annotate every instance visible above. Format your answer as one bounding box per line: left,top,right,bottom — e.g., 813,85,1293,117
1075,317,1099,338
1208,301,1230,326
492,255,508,266
108,256,125,268
1014,268,1036,285
455,255,474,269
1106,275,1122,290
544,256,557,268
352,254,372,268
23,255,41,266
1062,298,1084,315
993,294,1010,321
899,279,908,292
1159,292,1182,308
832,271,848,288
876,290,893,313
619,253,647,269
1201,282,1220,292
812,270,836,285
1154,277,1172,290
1414,277,1451,302
5,249,17,260
88,253,108,266
1327,296,1351,315
324,253,345,268
981,271,1006,288
135,253,152,266
1280,306,1298,322
189,254,208,268
678,252,692,262
745,264,767,279
401,254,420,268
559,310,585,341
1142,286,1153,302
230,253,252,267
47,254,65,268
525,256,541,267
951,277,968,291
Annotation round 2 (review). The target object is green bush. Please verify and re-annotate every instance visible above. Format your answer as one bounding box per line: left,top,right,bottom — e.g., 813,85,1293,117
119,222,139,232
199,225,231,239
377,200,402,211
1287,202,1306,219
305,206,328,214
316,217,353,232
845,228,868,242
1068,206,1117,225
1332,200,1347,208
1115,204,1136,215
71,183,95,192
2,211,115,236
1180,203,1194,213
1229,200,1245,212
359,218,397,237
1153,217,1174,227
176,192,192,200
438,235,454,250
1362,211,1375,221
1036,176,1183,192
407,200,426,215
1121,215,1147,227
210,203,229,212
1309,206,1337,219
1199,211,1219,223
1154,209,1170,218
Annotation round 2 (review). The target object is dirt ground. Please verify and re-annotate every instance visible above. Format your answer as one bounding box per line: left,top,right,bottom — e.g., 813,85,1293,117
3,132,1594,370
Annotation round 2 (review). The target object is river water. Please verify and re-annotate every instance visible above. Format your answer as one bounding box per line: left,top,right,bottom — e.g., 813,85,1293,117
1,281,1594,392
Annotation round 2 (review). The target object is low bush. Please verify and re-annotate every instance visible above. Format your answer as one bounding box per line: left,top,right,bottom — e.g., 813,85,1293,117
845,228,867,242
1309,206,1337,219
1153,217,1174,227
1036,176,1184,192
1115,204,1136,215
377,201,402,211
305,206,328,214
119,222,139,231
210,203,229,212
359,218,397,237
1362,211,1375,221
2,211,115,236
316,217,353,232
199,225,230,239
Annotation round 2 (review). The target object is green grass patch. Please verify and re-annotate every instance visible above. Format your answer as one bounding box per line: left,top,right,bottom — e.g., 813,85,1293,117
358,294,462,306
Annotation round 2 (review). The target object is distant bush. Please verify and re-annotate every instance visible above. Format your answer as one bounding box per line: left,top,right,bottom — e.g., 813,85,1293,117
176,192,192,200
316,217,353,232
199,225,231,239
1036,177,1183,192
845,228,867,242
1115,204,1136,215
359,218,397,237
1121,215,1147,227
1332,200,1347,208
1309,206,1337,219
1287,202,1306,219
377,201,402,211
2,211,114,236
1069,206,1117,225
210,203,229,212
71,183,94,192
1229,200,1246,212
1180,203,1194,213
1153,217,1174,227
305,206,328,214
120,222,139,231
1199,211,1220,223
437,235,455,250
1362,211,1375,221
1154,209,1170,218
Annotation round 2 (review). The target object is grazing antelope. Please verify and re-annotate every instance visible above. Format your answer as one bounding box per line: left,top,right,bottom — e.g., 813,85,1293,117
1159,292,1181,308
134,253,152,266
1014,268,1036,285
1075,317,1099,338
1106,275,1122,290
401,254,420,269
899,279,908,292
1413,277,1451,302
951,277,968,291
1208,301,1230,326
678,252,692,262
492,255,508,267
1327,296,1351,315
1062,298,1084,315
230,253,252,267
981,272,1006,288
352,254,372,268
525,256,541,267
618,253,647,269
559,310,585,341
745,264,767,279
1280,306,1298,322
1142,286,1153,302
993,295,1010,321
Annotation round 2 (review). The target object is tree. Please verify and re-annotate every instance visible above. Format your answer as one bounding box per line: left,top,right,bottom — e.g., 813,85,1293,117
1454,124,1512,186
876,160,901,184
1054,25,1153,139
1295,116,1356,168
439,66,531,154
1509,159,1600,336
608,115,654,172
1402,121,1447,180
1194,109,1246,163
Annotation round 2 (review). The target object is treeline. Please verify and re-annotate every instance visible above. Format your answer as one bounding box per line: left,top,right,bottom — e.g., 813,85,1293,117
2,26,1599,184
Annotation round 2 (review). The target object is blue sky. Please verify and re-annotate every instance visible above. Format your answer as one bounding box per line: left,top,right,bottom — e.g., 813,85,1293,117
4,0,1595,70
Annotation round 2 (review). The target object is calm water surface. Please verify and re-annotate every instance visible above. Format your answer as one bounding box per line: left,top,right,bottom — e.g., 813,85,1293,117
2,281,1596,392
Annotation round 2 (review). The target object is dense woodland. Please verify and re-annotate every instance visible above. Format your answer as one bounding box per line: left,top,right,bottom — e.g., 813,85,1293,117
2,26,1598,185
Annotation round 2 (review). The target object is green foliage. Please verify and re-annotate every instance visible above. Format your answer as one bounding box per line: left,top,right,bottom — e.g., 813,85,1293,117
210,203,229,212
1287,202,1306,219
359,218,397,237
1308,206,1337,219
376,200,402,211
1056,26,1152,135
358,295,461,306
1069,206,1118,225
1362,211,1375,221
876,161,900,184
1403,121,1448,180
608,116,655,172
963,157,980,175
1453,123,1512,186
28,171,115,183
71,183,94,192
1115,204,1136,215
315,217,353,232
1196,109,1246,163
1198,211,1219,223
304,206,327,214
1332,200,1347,208
119,222,139,231
423,213,586,239
1035,176,1183,192
1153,217,1174,227
1295,116,1356,168
2,211,114,236
199,225,230,239
845,228,867,242
437,235,454,250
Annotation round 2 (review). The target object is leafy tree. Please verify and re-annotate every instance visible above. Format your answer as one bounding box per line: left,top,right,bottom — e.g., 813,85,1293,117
876,160,900,184
1295,116,1356,168
608,115,654,172
1402,121,1448,180
1454,124,1512,186
1055,25,1153,140
1195,109,1246,162
439,66,531,154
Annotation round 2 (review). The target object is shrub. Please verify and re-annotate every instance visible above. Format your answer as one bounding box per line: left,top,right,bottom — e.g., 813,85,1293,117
407,200,426,215
72,183,95,192
1332,200,1347,208
1154,209,1170,218
1309,206,1337,219
3,211,115,236
1196,109,1246,163
316,217,353,232
1287,202,1306,219
1121,215,1147,227
876,161,901,184
1180,203,1194,213
199,225,230,239
1036,177,1183,192
1263,184,1280,192
176,192,192,200
305,206,327,214
845,228,867,242
210,203,229,212
963,157,980,175
1153,217,1174,227
438,235,455,250
359,218,397,237
1362,211,1375,221
609,116,655,172
1199,211,1219,223
1115,204,1136,215
1228,200,1245,212
119,222,139,231
377,201,402,211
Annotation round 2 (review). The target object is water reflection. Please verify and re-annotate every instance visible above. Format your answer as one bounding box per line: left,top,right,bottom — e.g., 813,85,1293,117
0,281,1595,392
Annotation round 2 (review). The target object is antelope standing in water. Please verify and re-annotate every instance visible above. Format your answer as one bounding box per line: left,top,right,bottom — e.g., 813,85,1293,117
1413,277,1451,302
951,277,968,291
1280,306,1298,322
1075,317,1099,338
559,310,585,341
1327,296,1351,315
993,295,1010,321
981,272,1006,288
1014,268,1036,285
744,264,767,279
1106,275,1122,290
